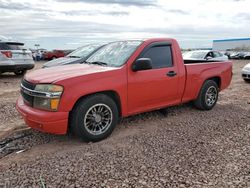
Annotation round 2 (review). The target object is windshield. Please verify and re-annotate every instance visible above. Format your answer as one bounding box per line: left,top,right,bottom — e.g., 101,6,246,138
183,51,207,59
67,44,101,58
86,41,142,67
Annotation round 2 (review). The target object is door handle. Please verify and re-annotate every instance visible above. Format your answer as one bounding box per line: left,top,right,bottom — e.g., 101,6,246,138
166,71,177,77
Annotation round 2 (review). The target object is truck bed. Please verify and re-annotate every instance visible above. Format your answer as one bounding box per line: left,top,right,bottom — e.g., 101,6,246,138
181,61,232,103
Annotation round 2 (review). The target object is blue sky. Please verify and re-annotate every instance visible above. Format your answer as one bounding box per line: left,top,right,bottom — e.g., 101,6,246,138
0,0,250,50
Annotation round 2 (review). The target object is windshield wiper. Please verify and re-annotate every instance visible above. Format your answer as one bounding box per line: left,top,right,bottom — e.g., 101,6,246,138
86,61,108,66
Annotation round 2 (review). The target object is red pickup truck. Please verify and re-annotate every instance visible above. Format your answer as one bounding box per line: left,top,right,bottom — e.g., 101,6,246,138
17,38,232,141
43,50,66,60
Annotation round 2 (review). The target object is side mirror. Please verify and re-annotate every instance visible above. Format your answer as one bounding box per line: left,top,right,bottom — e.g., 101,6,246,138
132,58,153,72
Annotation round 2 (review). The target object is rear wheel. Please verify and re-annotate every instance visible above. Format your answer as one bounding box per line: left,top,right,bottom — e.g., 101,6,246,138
70,94,119,142
14,70,26,76
194,80,219,110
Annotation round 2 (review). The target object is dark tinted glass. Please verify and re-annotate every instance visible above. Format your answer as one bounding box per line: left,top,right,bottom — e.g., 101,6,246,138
8,44,23,50
0,43,11,50
142,46,172,68
0,42,24,50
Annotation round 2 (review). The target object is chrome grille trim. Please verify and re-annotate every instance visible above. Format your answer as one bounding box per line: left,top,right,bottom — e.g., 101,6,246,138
21,83,62,98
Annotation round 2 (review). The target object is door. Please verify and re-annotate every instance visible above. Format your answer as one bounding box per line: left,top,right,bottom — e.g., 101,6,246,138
127,43,180,114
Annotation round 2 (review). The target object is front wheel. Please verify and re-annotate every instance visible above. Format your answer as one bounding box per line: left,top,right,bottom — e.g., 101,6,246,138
194,80,219,110
70,94,119,142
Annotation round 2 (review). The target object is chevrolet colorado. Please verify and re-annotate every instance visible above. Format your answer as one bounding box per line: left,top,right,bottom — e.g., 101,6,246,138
16,38,232,141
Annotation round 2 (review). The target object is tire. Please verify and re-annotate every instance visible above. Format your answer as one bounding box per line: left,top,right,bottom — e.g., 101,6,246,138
194,80,219,110
244,79,250,83
14,70,26,76
52,56,57,60
70,94,119,142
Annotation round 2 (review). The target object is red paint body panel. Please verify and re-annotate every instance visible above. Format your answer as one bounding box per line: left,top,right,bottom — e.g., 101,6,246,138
16,97,68,134
16,38,232,134
182,62,232,103
126,39,186,115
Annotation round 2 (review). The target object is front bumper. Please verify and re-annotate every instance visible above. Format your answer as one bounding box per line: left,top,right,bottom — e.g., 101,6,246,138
16,97,68,135
0,64,34,72
242,70,250,80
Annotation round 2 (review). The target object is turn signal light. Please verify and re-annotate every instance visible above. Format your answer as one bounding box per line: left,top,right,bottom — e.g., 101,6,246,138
50,98,60,111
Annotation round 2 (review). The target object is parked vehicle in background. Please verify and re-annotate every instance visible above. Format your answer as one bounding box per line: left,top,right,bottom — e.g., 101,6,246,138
230,52,247,59
0,41,34,75
43,44,105,68
17,38,232,142
243,52,250,59
183,50,228,61
229,52,237,59
224,51,232,58
43,50,66,60
242,63,250,82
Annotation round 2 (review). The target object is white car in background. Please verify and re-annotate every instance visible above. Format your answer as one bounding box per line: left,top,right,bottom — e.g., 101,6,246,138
0,41,34,75
242,63,250,82
183,50,228,61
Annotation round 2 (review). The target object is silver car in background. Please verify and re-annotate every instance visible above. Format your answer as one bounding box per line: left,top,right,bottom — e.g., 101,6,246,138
0,41,34,75
242,63,250,82
42,44,105,68
183,50,228,61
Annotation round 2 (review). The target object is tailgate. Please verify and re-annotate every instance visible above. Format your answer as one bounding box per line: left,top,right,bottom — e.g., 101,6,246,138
11,50,33,60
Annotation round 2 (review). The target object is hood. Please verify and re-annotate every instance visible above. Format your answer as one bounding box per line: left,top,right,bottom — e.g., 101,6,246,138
25,64,118,84
243,63,250,69
42,57,82,68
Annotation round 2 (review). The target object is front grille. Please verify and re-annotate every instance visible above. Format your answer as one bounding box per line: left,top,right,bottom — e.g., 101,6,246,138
21,79,35,106
242,74,250,78
21,79,35,90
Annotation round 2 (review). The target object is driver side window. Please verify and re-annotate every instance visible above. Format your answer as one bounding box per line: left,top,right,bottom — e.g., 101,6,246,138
141,46,173,69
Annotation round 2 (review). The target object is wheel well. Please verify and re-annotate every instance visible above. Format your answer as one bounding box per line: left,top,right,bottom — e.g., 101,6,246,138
70,91,122,117
208,76,221,89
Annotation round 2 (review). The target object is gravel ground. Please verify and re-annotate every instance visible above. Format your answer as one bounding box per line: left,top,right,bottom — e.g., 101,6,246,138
0,61,44,137
0,60,249,187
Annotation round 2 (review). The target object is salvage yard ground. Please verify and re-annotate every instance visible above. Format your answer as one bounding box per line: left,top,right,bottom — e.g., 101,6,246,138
0,60,249,187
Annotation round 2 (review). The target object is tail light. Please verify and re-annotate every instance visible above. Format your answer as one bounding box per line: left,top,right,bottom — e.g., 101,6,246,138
1,51,12,58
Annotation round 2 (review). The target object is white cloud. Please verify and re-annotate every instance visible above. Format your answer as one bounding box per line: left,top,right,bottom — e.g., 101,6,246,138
0,0,250,49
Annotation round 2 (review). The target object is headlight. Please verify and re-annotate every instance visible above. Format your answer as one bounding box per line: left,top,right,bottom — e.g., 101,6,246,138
33,84,63,111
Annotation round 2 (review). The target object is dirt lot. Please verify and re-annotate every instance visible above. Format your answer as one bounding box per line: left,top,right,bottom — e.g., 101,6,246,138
0,60,249,187
0,62,44,138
